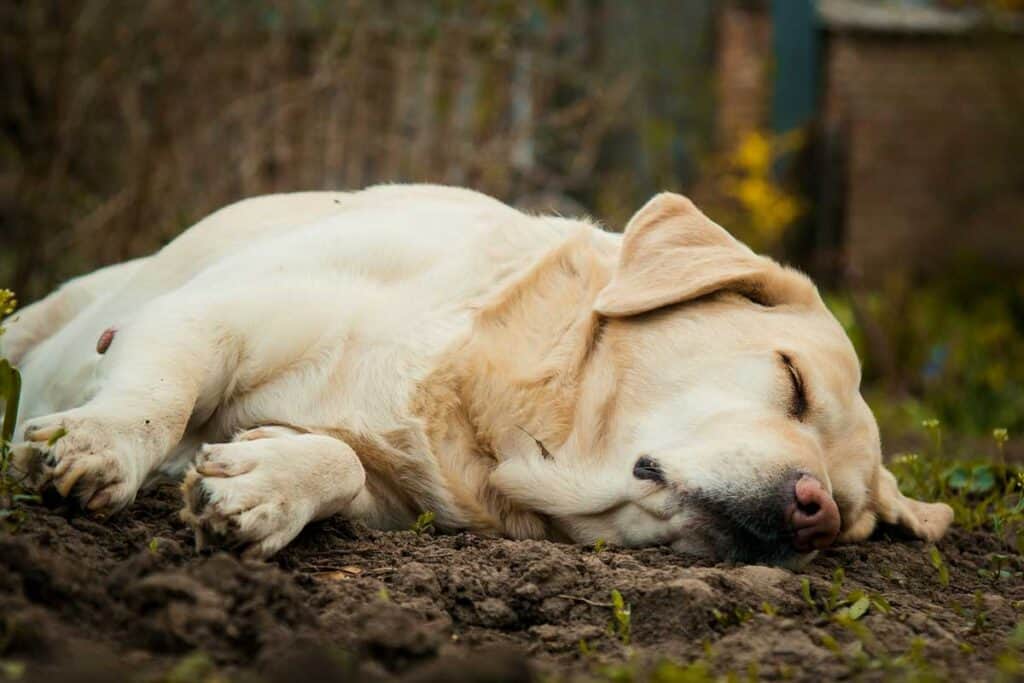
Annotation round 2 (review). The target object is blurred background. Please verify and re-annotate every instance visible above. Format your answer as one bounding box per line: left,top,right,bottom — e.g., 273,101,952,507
1,0,1022,453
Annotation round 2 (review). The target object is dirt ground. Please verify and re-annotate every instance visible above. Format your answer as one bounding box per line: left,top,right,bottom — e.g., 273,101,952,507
2,485,1023,682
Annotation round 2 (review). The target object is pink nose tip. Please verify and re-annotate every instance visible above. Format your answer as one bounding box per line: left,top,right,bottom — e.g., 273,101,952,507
789,475,841,551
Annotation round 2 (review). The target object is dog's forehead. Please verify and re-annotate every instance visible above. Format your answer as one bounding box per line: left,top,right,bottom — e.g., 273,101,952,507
624,295,860,381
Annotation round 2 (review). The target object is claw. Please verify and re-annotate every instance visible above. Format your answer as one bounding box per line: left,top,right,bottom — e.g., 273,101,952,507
196,461,233,478
55,464,89,498
87,490,111,511
24,424,55,443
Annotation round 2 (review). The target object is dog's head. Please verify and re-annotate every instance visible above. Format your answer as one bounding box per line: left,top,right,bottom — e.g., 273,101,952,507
491,193,952,565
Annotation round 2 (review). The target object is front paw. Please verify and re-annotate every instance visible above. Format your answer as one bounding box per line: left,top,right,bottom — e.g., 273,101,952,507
179,443,314,559
21,411,147,514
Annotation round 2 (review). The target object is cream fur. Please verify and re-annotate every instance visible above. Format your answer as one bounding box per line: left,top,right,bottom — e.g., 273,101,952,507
7,185,951,561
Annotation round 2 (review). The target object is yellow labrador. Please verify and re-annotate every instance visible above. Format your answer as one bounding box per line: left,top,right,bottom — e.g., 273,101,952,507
4,185,951,564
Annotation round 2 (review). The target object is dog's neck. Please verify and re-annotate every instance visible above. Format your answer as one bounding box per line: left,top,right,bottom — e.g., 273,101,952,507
459,227,615,458
412,225,619,537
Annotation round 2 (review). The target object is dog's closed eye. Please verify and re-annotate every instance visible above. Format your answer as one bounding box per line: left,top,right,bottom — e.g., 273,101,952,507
633,455,665,483
779,352,808,420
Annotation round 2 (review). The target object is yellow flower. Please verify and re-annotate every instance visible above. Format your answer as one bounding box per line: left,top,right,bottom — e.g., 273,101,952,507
892,453,920,465
720,130,806,250
0,289,16,337
0,289,15,317
732,132,773,175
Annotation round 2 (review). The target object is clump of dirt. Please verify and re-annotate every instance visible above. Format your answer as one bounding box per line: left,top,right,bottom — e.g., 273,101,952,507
2,485,1023,682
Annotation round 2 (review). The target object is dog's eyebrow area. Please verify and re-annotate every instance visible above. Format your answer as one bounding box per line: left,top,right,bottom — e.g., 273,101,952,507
779,352,809,420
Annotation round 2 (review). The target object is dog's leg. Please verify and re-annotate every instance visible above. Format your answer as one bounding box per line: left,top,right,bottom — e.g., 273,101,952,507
179,426,370,558
18,284,347,514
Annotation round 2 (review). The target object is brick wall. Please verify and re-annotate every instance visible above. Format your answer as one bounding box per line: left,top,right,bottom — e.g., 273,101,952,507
823,32,1024,283
715,3,1024,283
716,2,773,150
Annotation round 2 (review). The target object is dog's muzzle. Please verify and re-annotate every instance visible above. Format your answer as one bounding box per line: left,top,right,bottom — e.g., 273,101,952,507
690,471,841,564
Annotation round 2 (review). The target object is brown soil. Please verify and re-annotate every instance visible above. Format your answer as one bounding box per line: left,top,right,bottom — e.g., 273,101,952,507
1,485,1022,682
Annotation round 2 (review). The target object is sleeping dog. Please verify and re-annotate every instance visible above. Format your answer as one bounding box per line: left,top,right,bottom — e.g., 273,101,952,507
3,185,952,564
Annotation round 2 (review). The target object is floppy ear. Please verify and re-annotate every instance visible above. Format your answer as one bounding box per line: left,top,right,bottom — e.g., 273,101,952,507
874,465,954,542
594,192,816,317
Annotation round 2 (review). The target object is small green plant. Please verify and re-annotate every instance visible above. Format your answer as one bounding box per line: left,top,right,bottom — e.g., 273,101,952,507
800,568,889,620
162,651,219,683
887,421,1024,545
995,621,1024,682
977,553,1021,583
609,589,631,646
0,293,35,532
971,591,989,633
410,511,435,534
921,418,942,454
593,538,607,553
0,290,15,325
0,660,25,681
821,615,943,679
994,428,1009,469
712,605,754,628
929,546,950,588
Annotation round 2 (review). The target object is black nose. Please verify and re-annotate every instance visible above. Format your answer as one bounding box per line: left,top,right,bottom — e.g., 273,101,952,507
633,455,664,483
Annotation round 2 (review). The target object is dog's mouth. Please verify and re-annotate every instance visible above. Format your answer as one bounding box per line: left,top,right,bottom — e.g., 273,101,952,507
673,474,838,565
686,501,798,565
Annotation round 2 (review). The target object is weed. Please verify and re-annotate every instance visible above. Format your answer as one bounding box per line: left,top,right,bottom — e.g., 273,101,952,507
410,511,435,534
162,651,223,683
971,591,989,633
649,659,715,682
593,538,607,553
0,290,15,324
800,578,815,610
995,622,1024,682
801,568,889,620
819,632,842,655
978,553,1022,582
0,295,34,533
0,660,25,681
823,614,944,681
929,547,950,588
994,428,1009,469
593,657,720,683
609,589,631,646
888,422,1024,545
921,418,942,455
712,605,754,628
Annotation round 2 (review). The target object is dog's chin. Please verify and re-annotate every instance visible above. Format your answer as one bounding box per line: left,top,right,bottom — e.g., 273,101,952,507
663,508,815,567
669,533,817,568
